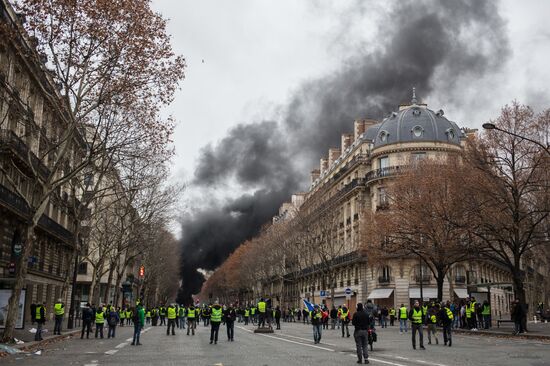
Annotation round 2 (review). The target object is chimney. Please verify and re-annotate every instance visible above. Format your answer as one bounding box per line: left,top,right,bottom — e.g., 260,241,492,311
310,169,320,184
354,118,378,140
320,158,329,174
341,133,354,152
328,148,341,166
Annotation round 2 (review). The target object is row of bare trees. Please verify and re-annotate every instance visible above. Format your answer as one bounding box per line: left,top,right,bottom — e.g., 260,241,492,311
1,0,184,341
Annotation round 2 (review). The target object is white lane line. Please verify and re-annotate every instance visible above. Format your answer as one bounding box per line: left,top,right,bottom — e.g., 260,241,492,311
414,360,448,366
276,332,337,346
115,342,128,349
125,337,133,342
236,326,333,352
348,354,409,366
394,356,409,360
105,349,118,355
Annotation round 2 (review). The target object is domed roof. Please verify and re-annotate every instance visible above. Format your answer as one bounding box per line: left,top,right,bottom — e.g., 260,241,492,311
366,100,464,149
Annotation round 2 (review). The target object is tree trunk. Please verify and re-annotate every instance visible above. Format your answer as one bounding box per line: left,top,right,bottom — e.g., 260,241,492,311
89,265,98,305
103,261,115,305
512,271,527,306
436,267,445,302
1,225,37,343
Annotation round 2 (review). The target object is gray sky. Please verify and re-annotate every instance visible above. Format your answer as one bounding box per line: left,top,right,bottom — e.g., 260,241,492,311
152,0,550,219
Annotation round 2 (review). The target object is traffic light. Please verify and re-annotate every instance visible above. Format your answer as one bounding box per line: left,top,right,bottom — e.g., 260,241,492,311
139,265,144,277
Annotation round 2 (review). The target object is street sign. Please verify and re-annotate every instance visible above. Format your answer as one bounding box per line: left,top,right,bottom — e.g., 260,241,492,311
13,243,22,257
345,287,352,299
320,290,326,298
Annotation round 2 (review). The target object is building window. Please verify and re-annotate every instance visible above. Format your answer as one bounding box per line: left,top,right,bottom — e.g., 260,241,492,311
378,156,389,169
377,187,388,207
446,128,455,140
378,130,389,142
379,266,391,283
412,125,424,137
78,262,88,275
411,152,426,162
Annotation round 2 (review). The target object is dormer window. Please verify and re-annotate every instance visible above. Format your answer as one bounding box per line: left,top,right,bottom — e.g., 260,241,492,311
446,128,455,140
412,125,424,138
379,130,389,142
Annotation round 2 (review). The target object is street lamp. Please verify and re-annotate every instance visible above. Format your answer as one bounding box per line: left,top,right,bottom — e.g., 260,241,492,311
482,122,550,156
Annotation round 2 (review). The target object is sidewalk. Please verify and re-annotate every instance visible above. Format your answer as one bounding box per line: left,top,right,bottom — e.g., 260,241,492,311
452,320,550,340
1,319,80,353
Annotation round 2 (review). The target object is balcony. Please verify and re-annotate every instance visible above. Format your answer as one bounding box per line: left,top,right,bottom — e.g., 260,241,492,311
415,274,431,283
365,165,405,184
455,275,466,284
38,215,74,244
0,129,50,179
0,182,31,217
378,276,391,285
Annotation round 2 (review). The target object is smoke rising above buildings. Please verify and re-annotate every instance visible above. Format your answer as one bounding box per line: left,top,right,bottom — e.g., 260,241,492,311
177,0,510,304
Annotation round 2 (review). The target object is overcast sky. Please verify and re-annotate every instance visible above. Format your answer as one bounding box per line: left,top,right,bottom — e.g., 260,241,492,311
152,0,549,187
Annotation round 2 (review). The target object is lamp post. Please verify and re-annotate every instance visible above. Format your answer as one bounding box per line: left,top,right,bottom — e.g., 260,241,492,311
482,122,550,156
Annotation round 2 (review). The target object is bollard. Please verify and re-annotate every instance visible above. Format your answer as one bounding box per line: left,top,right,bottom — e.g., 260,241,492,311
534,315,537,324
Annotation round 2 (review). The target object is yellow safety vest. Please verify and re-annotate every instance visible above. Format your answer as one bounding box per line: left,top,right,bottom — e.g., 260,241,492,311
95,311,105,324
54,303,64,316
211,307,222,322
399,307,408,319
258,302,266,313
389,308,396,316
340,310,349,320
244,309,250,317
35,305,44,320
411,309,423,324
430,314,437,324
187,308,196,318
445,307,454,321
167,307,177,319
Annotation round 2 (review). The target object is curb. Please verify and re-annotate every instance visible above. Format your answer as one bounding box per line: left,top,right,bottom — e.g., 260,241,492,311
12,329,81,351
452,328,550,341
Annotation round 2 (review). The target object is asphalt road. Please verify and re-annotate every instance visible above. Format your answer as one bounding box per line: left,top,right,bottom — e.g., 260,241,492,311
4,321,550,366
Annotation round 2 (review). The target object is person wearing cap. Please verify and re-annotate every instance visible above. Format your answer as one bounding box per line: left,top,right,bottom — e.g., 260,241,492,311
53,298,65,335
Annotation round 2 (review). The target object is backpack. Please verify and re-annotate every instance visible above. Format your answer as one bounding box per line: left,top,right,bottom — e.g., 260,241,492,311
132,309,140,323
108,312,118,326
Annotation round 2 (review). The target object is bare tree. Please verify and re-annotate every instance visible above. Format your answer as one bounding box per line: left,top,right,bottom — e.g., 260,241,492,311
461,102,550,308
1,0,184,341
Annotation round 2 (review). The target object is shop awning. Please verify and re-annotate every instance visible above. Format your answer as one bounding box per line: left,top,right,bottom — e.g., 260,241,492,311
409,288,437,299
454,288,469,299
367,288,394,299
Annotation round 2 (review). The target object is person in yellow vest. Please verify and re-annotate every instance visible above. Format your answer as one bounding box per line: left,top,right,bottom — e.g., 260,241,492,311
469,297,477,330
53,298,65,335
257,298,267,328
187,304,197,335
126,308,133,326
166,304,177,335
311,305,323,344
119,307,126,326
250,306,257,325
427,304,439,345
95,305,105,339
481,300,491,329
408,300,425,350
399,304,408,333
439,301,454,347
210,301,223,344
146,308,151,325
244,307,250,325
34,302,46,341
340,305,350,338
389,307,396,326
178,306,186,329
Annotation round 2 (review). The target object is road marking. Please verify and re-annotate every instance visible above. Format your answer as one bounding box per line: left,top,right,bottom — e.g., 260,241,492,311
348,354,408,366
236,326,334,351
105,349,118,355
276,332,338,346
115,342,128,349
125,337,133,342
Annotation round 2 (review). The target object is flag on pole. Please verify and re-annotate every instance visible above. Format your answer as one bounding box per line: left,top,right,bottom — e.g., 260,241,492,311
303,299,314,312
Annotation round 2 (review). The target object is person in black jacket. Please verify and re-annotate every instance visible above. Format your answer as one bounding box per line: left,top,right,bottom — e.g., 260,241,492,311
223,304,236,341
352,303,370,364
81,303,94,339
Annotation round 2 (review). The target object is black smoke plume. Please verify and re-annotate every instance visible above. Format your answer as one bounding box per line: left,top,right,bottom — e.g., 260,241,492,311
177,0,510,304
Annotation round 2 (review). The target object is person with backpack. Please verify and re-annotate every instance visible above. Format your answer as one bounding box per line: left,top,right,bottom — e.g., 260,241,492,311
352,303,371,364
107,307,119,339
439,301,454,347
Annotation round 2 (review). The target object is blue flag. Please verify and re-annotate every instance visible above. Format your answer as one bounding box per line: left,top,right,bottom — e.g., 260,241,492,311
303,299,314,312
